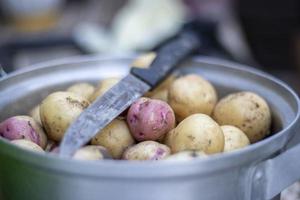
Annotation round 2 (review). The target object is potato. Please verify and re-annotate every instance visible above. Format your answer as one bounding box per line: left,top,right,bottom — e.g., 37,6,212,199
122,141,170,160
91,118,135,159
170,114,224,154
165,151,207,161
67,82,95,100
221,125,250,152
168,74,217,121
127,97,175,141
90,78,120,102
11,139,44,152
73,145,111,161
212,92,271,143
131,52,156,68
163,128,176,147
40,91,90,142
0,116,47,149
29,105,42,125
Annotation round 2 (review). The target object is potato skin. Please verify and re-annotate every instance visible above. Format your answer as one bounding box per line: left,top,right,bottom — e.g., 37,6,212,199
221,125,250,152
29,105,42,125
67,82,95,100
0,116,47,149
168,74,217,121
127,97,175,141
163,129,176,147
73,145,111,161
170,114,224,154
90,78,120,102
40,91,90,142
123,141,171,160
213,92,271,143
91,118,135,159
11,139,44,152
165,151,206,161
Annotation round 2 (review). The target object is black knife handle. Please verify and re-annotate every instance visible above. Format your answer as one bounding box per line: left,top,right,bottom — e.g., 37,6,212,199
130,30,201,88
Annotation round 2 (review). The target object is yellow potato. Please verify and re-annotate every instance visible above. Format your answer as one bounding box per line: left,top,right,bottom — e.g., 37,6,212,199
91,118,135,159
213,92,271,143
29,105,42,125
165,151,207,161
168,74,217,121
90,78,121,102
67,82,95,100
40,91,90,142
163,128,176,147
73,145,111,161
131,52,156,68
170,114,224,154
11,139,44,152
122,141,171,161
221,125,250,152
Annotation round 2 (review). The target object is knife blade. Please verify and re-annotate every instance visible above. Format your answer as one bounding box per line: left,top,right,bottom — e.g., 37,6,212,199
59,29,201,157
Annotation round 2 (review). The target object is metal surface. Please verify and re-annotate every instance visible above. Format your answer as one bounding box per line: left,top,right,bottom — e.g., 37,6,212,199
0,55,299,200
60,74,150,156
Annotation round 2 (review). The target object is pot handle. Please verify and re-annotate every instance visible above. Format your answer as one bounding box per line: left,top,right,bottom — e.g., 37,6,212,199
251,143,300,200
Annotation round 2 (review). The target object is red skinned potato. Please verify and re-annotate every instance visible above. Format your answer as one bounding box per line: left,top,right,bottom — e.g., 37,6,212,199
127,97,175,141
0,116,47,149
122,141,171,160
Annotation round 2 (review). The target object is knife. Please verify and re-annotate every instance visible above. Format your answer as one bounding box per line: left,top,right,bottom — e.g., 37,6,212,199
59,29,202,157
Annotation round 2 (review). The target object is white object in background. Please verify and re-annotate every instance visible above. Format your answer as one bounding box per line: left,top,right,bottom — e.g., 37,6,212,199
111,0,187,52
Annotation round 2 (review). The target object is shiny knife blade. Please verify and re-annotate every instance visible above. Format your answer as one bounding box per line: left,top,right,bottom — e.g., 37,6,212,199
59,74,150,157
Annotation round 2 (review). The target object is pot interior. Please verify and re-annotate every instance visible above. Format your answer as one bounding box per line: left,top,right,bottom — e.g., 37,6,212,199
0,56,298,143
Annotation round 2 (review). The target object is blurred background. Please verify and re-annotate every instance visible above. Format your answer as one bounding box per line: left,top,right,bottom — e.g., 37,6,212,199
0,0,299,199
0,0,299,91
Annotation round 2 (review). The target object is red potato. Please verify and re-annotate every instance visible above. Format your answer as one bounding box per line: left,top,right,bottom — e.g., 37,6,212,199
0,116,47,149
127,97,175,141
122,141,171,160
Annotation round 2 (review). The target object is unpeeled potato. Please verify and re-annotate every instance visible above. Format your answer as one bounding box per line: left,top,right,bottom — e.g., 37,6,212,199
29,105,42,125
168,74,217,121
11,139,44,152
221,125,250,152
40,91,90,142
213,92,271,143
67,82,95,100
91,118,135,159
169,114,224,154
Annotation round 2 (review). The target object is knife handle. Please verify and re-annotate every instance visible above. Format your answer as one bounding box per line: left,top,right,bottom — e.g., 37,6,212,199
130,30,201,88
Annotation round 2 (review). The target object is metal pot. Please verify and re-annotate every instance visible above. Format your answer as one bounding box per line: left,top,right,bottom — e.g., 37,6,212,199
0,55,299,200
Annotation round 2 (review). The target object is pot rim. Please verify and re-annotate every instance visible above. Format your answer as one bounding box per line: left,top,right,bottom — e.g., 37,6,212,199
0,54,299,178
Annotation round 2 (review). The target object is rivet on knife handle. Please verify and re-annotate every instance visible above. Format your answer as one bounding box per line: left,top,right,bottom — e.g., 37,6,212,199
131,30,201,88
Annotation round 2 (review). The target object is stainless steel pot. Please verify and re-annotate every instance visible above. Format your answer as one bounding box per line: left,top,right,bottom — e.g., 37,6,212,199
0,55,299,200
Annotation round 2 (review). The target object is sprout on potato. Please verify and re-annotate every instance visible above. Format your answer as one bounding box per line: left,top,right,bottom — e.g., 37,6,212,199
91,118,135,159
221,125,250,152
213,92,271,143
168,74,218,121
122,141,171,160
169,114,224,154
0,116,47,149
40,91,90,142
127,97,175,141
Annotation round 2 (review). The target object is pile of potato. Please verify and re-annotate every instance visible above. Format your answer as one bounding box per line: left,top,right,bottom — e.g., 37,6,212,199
0,58,272,162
